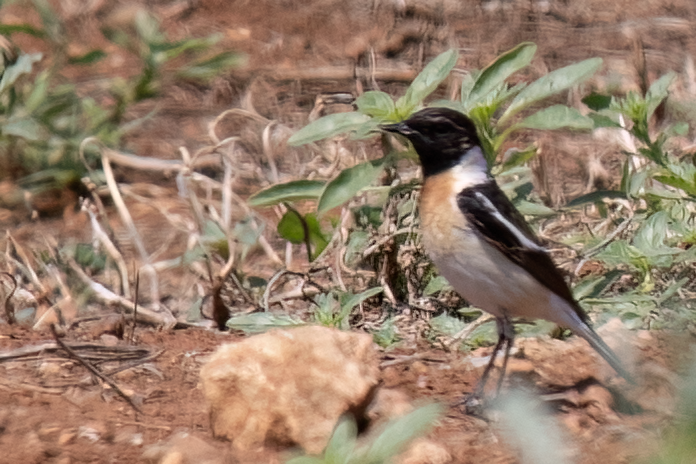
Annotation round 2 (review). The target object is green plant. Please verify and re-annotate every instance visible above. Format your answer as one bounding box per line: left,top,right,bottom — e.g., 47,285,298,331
0,3,242,190
312,287,384,329
285,403,442,464
565,73,696,329
249,43,605,341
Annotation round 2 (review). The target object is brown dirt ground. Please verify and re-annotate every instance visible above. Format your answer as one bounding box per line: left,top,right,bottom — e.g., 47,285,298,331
2,0,696,463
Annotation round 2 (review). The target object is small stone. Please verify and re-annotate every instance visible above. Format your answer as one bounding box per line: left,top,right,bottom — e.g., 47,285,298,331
100,334,120,346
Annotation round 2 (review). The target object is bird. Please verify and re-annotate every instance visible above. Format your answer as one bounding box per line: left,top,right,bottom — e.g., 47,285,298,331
380,107,632,404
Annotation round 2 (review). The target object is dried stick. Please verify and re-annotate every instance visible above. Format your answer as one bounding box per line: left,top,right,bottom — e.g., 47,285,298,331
82,199,131,298
50,324,143,415
0,272,16,324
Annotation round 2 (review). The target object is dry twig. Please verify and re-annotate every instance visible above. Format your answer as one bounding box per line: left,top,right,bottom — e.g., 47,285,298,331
50,325,143,414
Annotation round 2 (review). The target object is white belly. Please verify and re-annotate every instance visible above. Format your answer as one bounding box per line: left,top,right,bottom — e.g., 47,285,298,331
426,227,573,326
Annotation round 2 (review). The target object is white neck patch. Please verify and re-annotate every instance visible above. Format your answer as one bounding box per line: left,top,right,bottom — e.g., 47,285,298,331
450,146,490,193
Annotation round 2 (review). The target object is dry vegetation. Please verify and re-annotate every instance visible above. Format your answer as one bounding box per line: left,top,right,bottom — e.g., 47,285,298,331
1,0,696,463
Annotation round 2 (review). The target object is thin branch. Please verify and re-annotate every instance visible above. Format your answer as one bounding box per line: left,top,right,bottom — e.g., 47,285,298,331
50,324,143,415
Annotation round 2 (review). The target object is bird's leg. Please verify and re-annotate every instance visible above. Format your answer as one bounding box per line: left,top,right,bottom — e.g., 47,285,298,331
460,317,508,413
494,316,515,397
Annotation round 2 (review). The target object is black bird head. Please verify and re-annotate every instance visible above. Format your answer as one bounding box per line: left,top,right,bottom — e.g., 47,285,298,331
381,107,482,177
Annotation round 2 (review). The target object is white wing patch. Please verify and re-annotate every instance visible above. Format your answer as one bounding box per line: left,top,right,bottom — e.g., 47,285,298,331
473,191,546,252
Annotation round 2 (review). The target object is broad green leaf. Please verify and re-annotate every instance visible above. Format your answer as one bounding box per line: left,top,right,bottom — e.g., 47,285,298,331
515,105,593,131
582,92,612,111
317,158,386,214
465,42,536,107
366,403,443,461
646,72,676,120
395,49,458,117
424,275,452,295
573,270,624,300
2,116,43,141
595,240,645,267
514,200,555,216
499,57,603,126
248,180,325,207
277,210,305,244
459,70,480,103
588,112,622,129
304,213,329,260
323,417,358,464
499,146,537,172
225,312,305,334
340,287,384,312
288,112,371,146
654,175,696,197
0,52,42,94
355,91,396,119
429,313,466,336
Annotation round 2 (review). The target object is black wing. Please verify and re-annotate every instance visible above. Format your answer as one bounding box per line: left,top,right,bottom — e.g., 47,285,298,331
457,181,588,323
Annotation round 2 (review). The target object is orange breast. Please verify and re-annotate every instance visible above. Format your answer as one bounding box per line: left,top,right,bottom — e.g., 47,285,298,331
419,172,469,256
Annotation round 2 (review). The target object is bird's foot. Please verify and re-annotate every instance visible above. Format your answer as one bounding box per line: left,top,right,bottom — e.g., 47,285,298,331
455,391,489,418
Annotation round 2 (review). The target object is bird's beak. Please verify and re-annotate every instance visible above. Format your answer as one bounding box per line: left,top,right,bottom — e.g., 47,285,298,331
379,121,409,135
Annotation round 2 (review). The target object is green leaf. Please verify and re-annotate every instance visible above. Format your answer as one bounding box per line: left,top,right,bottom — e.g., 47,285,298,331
248,180,325,207
429,313,466,337
355,91,396,119
646,72,676,120
340,287,383,313
1,116,44,141
565,190,626,207
285,457,325,464
225,312,305,334
305,213,329,260
176,51,246,81
0,52,42,94
395,49,458,117
465,42,536,107
323,417,358,464
68,49,106,65
499,146,537,172
288,112,371,146
499,57,603,126
588,112,622,129
277,210,305,244
515,105,594,131
582,92,612,111
573,270,624,300
317,158,386,214
514,200,555,216
654,175,696,197
0,23,45,38
423,275,452,296
366,403,443,462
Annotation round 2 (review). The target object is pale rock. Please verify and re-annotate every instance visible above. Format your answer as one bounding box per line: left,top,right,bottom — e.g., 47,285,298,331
397,438,452,464
142,432,228,464
366,388,413,423
200,325,380,453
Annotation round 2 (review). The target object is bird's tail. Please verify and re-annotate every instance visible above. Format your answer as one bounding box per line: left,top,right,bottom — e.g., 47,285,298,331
575,323,634,383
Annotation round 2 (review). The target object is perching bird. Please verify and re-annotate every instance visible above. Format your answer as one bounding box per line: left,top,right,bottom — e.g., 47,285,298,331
381,107,632,401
